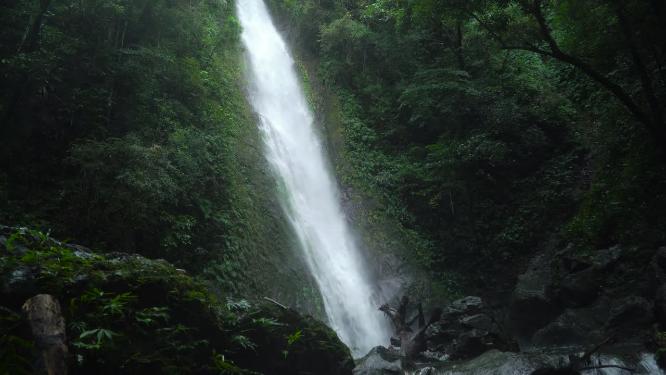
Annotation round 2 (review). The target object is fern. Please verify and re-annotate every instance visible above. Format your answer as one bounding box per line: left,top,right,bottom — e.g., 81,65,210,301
225,298,251,312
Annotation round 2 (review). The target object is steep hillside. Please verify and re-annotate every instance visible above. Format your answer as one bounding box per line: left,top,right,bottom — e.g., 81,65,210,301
0,0,323,313
265,0,666,303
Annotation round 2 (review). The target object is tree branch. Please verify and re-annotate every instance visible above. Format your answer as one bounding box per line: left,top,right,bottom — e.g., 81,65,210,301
616,3,664,132
529,1,652,126
475,1,664,146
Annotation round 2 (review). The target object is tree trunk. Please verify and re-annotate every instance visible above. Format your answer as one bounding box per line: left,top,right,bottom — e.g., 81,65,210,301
22,294,68,375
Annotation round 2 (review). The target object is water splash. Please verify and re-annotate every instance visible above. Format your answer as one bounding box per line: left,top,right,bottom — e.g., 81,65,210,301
236,0,391,356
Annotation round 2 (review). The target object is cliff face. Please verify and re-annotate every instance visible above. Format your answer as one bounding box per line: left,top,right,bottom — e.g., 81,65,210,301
0,225,353,374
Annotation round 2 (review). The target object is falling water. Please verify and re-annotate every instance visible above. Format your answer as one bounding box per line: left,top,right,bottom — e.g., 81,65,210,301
236,0,391,356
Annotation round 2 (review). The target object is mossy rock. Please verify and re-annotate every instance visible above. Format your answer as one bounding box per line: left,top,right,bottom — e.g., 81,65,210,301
230,303,354,374
0,226,353,375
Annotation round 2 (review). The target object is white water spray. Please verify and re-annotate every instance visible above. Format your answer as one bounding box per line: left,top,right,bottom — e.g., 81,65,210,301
236,0,391,356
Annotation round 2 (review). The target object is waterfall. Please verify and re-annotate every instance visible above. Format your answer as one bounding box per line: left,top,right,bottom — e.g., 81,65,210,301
236,0,391,356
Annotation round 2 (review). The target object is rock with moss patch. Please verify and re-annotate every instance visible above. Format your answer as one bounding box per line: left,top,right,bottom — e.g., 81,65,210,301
0,226,353,375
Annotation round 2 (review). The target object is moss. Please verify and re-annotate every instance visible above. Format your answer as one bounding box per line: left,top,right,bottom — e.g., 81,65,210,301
230,303,354,374
0,227,353,375
282,45,459,306
198,22,325,317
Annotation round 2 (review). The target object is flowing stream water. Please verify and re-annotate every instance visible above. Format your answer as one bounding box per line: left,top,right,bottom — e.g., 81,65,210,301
236,0,391,356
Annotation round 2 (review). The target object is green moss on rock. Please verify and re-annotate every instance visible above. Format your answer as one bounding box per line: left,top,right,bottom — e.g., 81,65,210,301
0,226,353,375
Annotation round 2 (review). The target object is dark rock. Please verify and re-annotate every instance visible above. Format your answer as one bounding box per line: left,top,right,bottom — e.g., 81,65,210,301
653,247,666,278
0,225,13,236
510,252,561,336
651,247,666,295
460,314,494,332
425,324,458,345
532,312,587,347
557,267,601,307
531,368,579,375
655,284,666,326
510,245,628,339
590,246,623,269
657,349,666,370
445,296,484,316
2,266,38,297
413,367,436,375
448,329,497,360
427,297,517,361
531,301,610,347
420,350,446,361
555,246,623,308
560,254,592,274
235,304,355,375
606,296,653,333
431,350,548,374
418,349,656,374
353,346,402,375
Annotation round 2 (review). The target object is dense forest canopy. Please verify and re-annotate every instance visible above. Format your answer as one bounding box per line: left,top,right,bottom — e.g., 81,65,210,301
267,0,666,289
1,0,245,267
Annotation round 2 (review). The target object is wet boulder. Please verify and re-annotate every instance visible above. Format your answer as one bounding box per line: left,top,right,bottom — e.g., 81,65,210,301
655,284,666,326
651,247,666,327
1,225,355,375
556,267,602,307
531,299,611,347
555,246,624,307
233,304,355,375
652,247,666,285
509,252,561,336
427,297,517,361
446,328,509,360
460,314,494,332
353,346,402,375
413,367,437,375
510,245,627,338
606,296,654,340
446,296,484,316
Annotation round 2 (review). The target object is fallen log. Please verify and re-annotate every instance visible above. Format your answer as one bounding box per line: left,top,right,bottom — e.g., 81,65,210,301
263,296,287,309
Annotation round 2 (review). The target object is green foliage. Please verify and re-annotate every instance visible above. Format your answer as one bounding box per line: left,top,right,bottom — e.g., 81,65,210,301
0,307,32,375
287,329,302,346
73,328,119,351
0,0,252,272
0,228,352,374
134,307,170,327
268,0,666,293
282,329,303,358
213,351,259,375
226,298,251,313
228,303,354,374
0,335,32,375
0,0,314,315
